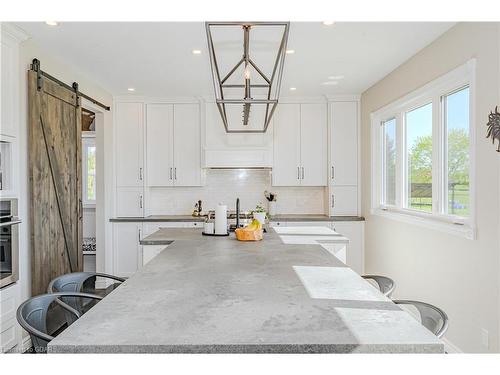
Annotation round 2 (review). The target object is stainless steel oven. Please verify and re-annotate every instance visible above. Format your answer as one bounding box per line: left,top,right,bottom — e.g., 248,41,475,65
0,198,20,289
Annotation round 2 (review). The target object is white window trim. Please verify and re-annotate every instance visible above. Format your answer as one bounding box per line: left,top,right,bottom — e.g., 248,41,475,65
370,60,476,240
82,132,96,207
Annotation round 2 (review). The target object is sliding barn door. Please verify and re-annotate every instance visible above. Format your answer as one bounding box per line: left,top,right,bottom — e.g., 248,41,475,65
28,71,82,296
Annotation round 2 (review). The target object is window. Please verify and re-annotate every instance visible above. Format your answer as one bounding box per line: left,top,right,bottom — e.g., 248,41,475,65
83,137,96,205
444,87,470,217
405,103,433,212
382,118,396,205
371,61,474,238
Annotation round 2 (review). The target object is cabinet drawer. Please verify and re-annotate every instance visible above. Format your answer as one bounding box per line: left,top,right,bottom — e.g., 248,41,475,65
0,318,16,353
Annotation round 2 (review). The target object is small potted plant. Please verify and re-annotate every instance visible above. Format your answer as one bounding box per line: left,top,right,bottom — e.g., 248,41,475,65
264,190,277,216
252,204,267,226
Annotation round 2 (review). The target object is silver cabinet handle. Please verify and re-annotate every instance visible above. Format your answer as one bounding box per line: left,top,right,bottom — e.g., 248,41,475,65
331,166,334,180
169,167,173,180
138,228,142,242
139,167,143,181
139,194,143,209
301,167,304,180
331,194,335,208
297,166,300,180
174,167,177,180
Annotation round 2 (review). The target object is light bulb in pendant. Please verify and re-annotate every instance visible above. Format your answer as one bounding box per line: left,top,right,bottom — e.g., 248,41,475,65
244,66,251,80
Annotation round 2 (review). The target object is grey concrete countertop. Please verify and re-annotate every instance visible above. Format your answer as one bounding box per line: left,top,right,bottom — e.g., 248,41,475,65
110,214,365,223
48,228,442,353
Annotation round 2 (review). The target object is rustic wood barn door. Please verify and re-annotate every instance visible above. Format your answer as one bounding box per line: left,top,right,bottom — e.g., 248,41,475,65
28,70,82,296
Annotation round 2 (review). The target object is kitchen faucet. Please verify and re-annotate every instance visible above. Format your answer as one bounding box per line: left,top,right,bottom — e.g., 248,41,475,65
236,198,240,228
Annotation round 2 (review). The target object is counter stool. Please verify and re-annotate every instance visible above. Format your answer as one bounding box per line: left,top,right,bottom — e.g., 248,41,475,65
393,300,449,338
362,275,395,297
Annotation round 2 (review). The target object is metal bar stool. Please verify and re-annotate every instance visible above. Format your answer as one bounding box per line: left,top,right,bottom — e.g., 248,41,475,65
393,300,449,338
48,272,125,324
362,275,395,297
16,292,103,353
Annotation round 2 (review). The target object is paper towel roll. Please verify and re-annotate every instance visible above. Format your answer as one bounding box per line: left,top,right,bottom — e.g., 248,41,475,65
214,204,227,235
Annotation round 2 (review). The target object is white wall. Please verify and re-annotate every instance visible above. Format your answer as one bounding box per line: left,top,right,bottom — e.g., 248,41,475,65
360,23,500,353
16,29,113,322
147,169,326,215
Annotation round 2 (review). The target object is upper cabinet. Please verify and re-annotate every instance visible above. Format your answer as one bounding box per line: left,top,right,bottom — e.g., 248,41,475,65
146,104,173,186
146,103,202,187
115,102,144,187
173,104,202,186
329,101,358,186
272,103,327,187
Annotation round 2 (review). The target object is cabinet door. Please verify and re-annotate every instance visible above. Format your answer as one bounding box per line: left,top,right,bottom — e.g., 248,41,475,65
272,104,301,186
330,101,358,185
113,223,142,278
116,188,144,217
115,102,144,187
173,104,202,186
331,222,364,274
300,103,327,186
1,39,15,137
146,104,173,186
329,186,358,216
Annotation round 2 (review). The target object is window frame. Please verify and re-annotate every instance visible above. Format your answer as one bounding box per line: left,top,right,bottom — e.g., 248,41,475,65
82,133,97,207
370,60,475,239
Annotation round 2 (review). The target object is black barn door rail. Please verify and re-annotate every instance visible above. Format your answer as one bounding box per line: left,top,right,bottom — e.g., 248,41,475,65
30,58,111,111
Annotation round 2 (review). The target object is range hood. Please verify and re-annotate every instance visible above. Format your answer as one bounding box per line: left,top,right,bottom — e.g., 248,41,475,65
203,147,273,169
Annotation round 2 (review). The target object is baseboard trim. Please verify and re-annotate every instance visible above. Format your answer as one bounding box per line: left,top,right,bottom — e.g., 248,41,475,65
442,337,463,353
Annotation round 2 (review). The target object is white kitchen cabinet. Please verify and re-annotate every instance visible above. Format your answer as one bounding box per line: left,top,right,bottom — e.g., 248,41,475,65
173,104,202,186
145,103,202,187
146,104,174,186
113,223,142,278
329,101,358,186
272,104,301,186
115,187,144,217
329,185,358,216
142,245,166,266
331,221,364,274
1,284,19,353
300,103,327,186
115,102,144,187
1,35,16,137
272,103,327,187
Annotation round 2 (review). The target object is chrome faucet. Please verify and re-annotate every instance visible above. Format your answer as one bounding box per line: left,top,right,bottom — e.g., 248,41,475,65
236,198,240,228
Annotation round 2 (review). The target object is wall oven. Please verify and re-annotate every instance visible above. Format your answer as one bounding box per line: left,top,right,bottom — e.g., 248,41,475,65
0,198,20,289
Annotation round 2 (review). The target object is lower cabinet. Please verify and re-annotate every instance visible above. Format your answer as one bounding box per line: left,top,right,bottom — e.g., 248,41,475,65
113,222,142,278
330,221,364,274
1,284,20,353
113,221,204,277
269,220,364,274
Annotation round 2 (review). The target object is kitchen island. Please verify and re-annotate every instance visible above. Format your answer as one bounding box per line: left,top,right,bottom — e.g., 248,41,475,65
48,228,443,353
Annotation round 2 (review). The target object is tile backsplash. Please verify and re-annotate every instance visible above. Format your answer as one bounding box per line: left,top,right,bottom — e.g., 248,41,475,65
147,169,326,215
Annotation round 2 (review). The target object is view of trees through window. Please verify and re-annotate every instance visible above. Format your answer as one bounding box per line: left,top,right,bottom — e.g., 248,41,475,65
406,103,433,212
383,118,396,205
445,87,470,216
86,145,96,201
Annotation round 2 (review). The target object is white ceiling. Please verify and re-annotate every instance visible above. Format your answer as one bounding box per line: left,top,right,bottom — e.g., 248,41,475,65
15,22,454,97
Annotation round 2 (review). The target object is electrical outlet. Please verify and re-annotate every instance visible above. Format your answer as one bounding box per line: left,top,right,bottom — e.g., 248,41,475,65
481,328,489,349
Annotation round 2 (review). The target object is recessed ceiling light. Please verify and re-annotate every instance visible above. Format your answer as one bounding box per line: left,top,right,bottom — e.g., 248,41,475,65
286,49,295,54
322,21,335,26
192,49,202,55
321,81,339,86
127,88,135,92
328,75,344,80
45,21,58,26
290,87,297,91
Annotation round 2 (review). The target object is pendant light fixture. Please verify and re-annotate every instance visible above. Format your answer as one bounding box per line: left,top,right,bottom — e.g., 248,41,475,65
206,22,290,133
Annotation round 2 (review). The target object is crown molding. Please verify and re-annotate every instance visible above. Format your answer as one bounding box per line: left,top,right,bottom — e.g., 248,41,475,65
1,23,30,43
325,94,361,102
